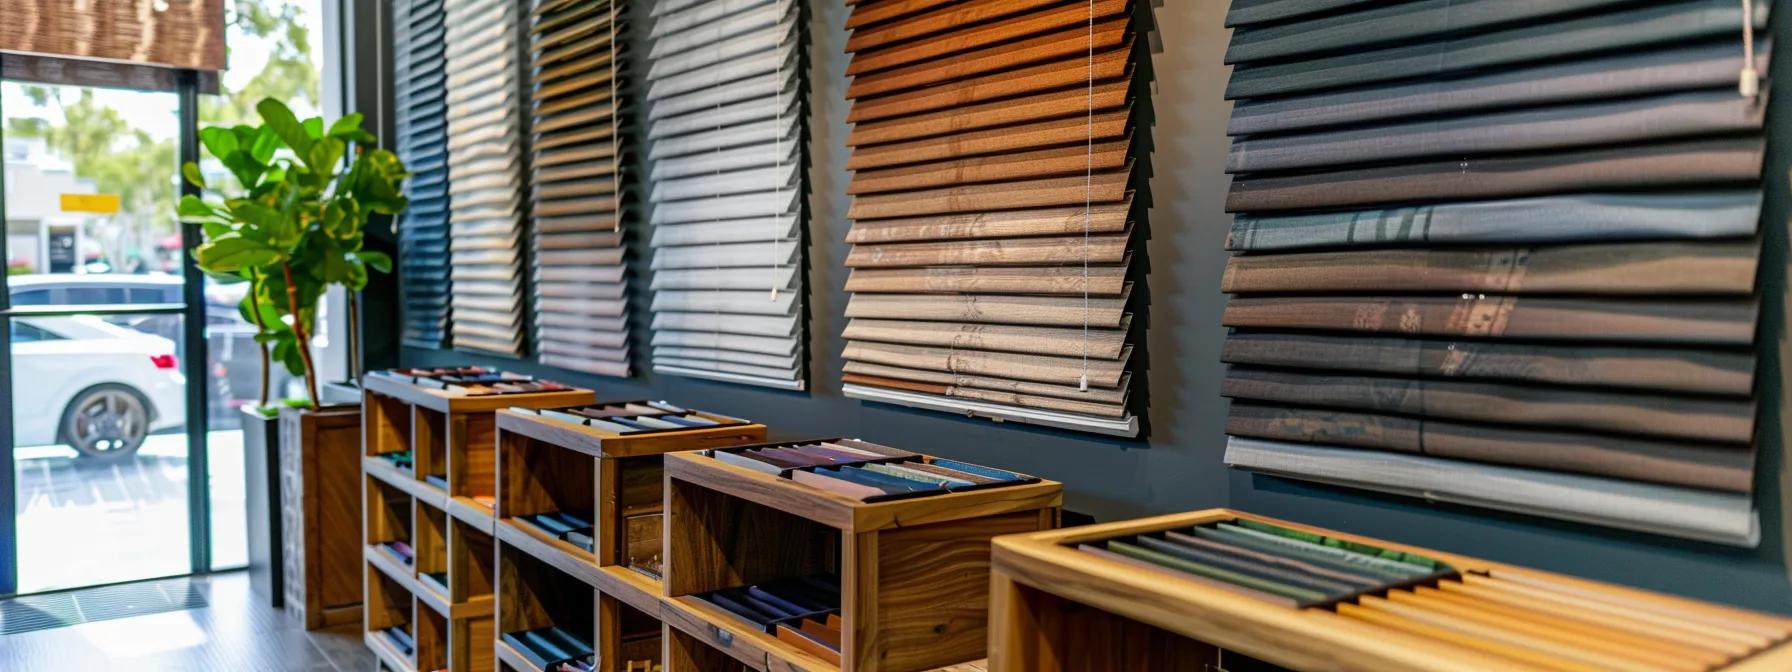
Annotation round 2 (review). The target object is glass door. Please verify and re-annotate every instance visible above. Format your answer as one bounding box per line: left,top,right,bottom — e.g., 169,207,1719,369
0,81,207,594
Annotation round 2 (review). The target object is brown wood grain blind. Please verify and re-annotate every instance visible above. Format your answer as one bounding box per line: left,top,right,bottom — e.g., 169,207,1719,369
0,0,226,72
528,0,632,377
1217,0,1770,545
841,0,1145,436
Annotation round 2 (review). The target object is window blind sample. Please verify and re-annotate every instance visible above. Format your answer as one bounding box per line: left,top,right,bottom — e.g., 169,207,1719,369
643,0,808,390
1223,438,1760,547
1226,403,1755,494
840,0,1149,437
443,0,527,357
1226,191,1764,252
527,0,632,377
1219,2,1770,544
1219,332,1757,397
395,0,454,349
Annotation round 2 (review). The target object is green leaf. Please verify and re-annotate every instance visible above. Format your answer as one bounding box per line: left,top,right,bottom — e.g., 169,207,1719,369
302,116,324,140
202,220,231,240
196,236,284,273
249,127,279,164
357,250,393,274
199,127,239,161
221,151,265,189
181,162,207,189
256,99,312,157
178,195,220,218
327,113,365,139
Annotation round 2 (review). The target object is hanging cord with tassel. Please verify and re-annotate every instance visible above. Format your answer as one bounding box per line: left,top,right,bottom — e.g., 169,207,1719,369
1741,0,1760,97
1079,0,1094,393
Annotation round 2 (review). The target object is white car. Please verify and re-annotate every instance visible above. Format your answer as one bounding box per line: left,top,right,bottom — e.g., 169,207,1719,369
12,315,186,459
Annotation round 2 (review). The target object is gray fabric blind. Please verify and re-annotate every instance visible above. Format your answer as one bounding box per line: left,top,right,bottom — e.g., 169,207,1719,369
443,0,528,357
642,0,808,390
395,0,454,349
838,0,1149,437
527,0,633,377
1219,0,1771,545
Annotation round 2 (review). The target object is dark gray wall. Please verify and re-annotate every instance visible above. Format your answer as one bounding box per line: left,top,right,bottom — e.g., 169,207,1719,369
395,0,1792,613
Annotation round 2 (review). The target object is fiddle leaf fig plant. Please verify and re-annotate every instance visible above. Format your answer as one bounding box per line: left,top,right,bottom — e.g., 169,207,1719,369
179,98,405,411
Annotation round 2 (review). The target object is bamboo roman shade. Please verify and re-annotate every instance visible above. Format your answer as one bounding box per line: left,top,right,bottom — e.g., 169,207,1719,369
443,0,528,357
527,0,632,377
1218,0,1771,545
1,0,225,72
839,0,1146,436
642,0,809,390
395,0,454,349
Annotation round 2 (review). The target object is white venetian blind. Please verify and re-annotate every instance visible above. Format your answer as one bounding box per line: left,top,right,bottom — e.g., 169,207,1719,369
443,0,528,357
642,0,808,390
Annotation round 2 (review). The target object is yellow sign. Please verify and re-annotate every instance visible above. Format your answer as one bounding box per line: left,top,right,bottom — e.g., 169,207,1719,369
60,193,121,214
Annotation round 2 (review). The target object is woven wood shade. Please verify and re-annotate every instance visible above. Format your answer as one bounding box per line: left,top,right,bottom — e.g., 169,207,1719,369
527,0,633,377
395,0,454,349
643,0,808,390
1218,0,1771,545
442,0,528,357
0,0,225,72
840,0,1146,436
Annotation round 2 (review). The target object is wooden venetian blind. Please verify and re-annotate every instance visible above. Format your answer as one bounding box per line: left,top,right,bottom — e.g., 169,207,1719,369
839,0,1146,436
1218,0,1771,546
527,0,632,377
642,0,808,390
0,0,225,72
443,0,528,357
395,0,454,349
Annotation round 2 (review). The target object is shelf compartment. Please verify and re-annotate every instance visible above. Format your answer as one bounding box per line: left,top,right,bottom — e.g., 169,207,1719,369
495,403,766,578
416,601,450,672
497,541,597,672
415,406,450,491
366,389,415,460
366,561,417,671
663,622,754,672
665,441,1061,672
367,475,414,551
415,500,450,602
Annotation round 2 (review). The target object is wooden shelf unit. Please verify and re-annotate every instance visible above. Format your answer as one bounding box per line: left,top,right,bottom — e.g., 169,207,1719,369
492,402,769,672
663,444,1063,672
363,373,596,527
363,373,591,672
988,509,1792,672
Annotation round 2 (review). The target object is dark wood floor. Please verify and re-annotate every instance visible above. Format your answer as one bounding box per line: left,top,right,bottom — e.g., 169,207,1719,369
0,571,373,671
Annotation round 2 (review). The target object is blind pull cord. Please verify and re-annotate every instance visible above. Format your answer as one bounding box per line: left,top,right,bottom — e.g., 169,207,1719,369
1741,0,1759,97
1079,0,1094,393
772,47,784,302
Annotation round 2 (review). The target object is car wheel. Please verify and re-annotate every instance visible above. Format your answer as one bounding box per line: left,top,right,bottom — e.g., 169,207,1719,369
60,384,151,460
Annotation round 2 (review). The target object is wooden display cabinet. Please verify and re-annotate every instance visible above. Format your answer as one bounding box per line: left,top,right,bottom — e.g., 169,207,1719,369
987,509,1792,672
662,444,1062,672
363,371,590,671
491,402,767,672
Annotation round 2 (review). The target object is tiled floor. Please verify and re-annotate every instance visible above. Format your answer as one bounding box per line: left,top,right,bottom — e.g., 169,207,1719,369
0,571,373,671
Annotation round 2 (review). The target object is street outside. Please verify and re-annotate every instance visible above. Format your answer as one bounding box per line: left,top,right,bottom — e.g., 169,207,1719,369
13,430,247,594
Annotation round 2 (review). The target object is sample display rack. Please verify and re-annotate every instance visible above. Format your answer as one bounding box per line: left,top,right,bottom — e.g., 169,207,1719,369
492,402,768,672
989,509,1792,672
663,441,1063,672
362,369,597,671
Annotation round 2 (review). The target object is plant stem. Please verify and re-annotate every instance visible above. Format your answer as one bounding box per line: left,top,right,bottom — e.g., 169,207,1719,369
246,269,271,408
346,290,361,384
283,262,321,409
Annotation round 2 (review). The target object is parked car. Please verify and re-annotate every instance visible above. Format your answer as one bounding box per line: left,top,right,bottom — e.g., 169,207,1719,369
11,315,186,459
8,274,298,435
